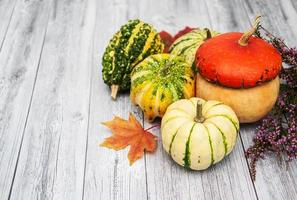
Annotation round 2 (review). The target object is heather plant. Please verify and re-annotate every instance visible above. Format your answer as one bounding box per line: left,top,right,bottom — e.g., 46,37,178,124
246,26,297,180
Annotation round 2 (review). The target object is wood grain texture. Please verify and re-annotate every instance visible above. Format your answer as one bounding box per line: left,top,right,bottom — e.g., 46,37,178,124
239,0,297,199
0,0,296,199
83,1,147,200
241,125,297,200
0,0,52,199
243,0,297,46
0,0,17,51
9,0,96,199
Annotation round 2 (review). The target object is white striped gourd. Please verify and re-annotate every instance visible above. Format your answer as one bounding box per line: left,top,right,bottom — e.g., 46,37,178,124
161,97,239,170
130,54,195,122
170,29,219,66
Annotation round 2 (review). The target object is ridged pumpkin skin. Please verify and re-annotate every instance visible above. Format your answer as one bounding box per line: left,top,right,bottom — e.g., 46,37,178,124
170,29,219,66
102,19,164,92
130,54,195,121
161,97,239,170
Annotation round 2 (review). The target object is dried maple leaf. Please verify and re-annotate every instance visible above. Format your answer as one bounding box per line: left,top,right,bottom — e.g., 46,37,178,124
100,113,157,165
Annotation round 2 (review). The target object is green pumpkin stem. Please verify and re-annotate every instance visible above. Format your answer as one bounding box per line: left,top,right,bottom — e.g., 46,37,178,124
238,15,261,46
111,84,119,100
195,101,204,123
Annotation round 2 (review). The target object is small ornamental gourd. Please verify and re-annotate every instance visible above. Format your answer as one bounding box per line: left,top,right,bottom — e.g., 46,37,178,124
195,16,282,123
161,97,239,170
102,19,164,99
170,28,219,66
130,54,195,121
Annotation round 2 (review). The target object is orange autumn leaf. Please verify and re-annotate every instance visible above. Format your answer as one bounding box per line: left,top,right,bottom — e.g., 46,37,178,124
100,113,157,165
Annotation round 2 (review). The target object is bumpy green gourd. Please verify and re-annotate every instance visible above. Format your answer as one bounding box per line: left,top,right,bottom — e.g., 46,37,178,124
102,19,164,99
170,28,219,67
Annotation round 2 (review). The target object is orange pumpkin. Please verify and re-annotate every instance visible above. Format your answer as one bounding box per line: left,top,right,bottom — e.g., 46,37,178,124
195,16,282,123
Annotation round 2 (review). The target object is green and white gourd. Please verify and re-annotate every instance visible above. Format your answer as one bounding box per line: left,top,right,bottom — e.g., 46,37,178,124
161,97,239,170
170,28,219,67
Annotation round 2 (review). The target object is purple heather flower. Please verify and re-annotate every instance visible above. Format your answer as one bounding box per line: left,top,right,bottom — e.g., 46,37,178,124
246,26,297,181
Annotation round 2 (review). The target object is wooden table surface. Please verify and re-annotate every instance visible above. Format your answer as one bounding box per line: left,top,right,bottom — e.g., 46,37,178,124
0,0,297,199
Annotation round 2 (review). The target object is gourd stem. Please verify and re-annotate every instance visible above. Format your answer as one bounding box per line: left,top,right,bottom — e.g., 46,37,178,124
238,15,261,46
160,62,171,76
194,101,204,123
111,85,119,100
204,28,212,40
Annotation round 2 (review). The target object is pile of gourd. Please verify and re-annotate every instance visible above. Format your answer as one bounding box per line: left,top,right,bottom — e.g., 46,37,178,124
101,17,282,170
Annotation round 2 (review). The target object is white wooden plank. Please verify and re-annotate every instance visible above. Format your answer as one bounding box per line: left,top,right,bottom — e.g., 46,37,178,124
241,125,297,200
128,0,210,34
279,0,297,38
239,0,297,199
0,0,17,51
142,0,257,199
1,0,295,200
243,0,297,46
204,0,251,32
83,0,147,199
0,0,52,199
145,128,257,200
7,0,96,199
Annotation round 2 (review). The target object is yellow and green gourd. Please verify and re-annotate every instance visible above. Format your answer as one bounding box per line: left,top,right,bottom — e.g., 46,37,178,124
130,54,195,121
102,19,164,99
170,28,219,67
161,97,239,170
